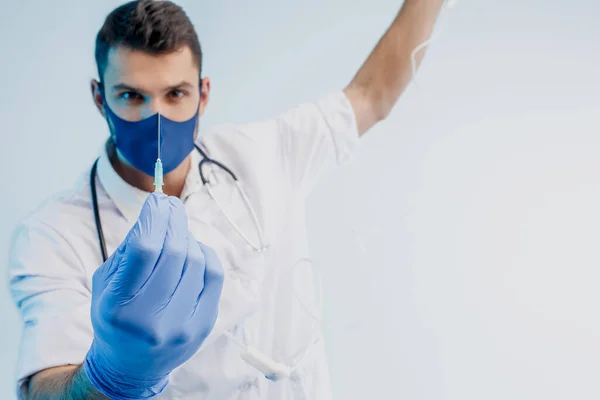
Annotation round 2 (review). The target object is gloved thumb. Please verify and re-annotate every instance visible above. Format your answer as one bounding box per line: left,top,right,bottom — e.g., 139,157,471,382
91,193,170,298
108,192,171,299
126,192,170,248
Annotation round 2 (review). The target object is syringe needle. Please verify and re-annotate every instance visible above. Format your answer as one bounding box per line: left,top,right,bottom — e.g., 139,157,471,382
154,112,164,193
158,111,161,160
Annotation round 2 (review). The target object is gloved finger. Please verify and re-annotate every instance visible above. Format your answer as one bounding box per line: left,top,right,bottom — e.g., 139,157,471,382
191,242,224,330
110,192,169,298
142,196,189,309
91,241,127,299
168,232,206,319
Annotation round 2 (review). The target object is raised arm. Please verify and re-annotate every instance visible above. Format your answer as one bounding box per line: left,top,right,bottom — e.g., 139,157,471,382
344,0,445,135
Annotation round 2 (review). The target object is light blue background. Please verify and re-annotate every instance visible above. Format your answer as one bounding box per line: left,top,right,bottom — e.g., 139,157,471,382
1,1,599,399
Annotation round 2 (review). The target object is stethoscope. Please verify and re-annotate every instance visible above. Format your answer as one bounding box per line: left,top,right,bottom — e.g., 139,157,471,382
89,144,268,263
89,145,322,386
195,145,269,254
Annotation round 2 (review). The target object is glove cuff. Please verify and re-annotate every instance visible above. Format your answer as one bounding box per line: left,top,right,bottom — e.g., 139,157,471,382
84,345,169,400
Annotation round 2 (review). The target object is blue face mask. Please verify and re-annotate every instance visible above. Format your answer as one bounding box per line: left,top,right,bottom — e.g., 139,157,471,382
101,88,200,177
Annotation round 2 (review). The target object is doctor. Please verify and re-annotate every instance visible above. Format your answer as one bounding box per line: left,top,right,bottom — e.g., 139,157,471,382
8,0,445,399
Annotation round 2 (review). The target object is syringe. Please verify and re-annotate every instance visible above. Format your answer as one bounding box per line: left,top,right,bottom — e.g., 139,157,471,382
154,112,164,193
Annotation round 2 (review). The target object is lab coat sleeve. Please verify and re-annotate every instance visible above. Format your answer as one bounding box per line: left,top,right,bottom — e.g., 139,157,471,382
7,220,93,399
276,90,360,195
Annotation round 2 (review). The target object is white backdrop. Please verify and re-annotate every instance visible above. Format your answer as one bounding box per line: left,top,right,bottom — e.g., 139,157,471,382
1,1,599,399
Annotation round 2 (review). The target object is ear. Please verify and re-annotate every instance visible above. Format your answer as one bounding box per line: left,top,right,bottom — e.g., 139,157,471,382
199,77,211,117
91,79,106,118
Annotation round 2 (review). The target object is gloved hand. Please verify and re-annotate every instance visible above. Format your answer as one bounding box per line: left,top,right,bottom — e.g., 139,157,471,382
83,192,224,399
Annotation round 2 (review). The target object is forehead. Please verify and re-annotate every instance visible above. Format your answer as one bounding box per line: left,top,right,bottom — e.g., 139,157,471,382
103,45,200,88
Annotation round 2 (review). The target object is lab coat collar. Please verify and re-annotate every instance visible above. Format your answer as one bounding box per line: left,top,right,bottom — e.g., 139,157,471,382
96,140,204,224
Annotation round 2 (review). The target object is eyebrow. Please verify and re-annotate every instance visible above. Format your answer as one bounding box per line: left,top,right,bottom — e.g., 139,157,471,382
111,81,195,93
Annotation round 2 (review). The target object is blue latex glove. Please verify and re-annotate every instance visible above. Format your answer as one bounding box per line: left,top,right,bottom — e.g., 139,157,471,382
84,193,224,399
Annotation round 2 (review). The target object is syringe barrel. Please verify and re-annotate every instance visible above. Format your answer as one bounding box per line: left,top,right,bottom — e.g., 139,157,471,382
154,159,164,192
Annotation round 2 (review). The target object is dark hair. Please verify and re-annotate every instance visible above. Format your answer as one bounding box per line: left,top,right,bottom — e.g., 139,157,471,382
95,0,202,81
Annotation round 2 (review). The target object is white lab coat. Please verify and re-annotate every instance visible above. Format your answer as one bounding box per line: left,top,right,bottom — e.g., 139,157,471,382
8,91,359,399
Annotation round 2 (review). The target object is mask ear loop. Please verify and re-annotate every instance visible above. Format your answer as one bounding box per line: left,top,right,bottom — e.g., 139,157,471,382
337,0,459,331
97,82,118,149
410,0,458,89
223,2,460,380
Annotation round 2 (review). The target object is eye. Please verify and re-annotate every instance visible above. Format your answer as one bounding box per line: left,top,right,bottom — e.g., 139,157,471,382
168,89,186,100
119,91,144,102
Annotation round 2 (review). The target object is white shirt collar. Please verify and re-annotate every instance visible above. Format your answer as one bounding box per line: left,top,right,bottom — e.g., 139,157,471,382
96,141,204,224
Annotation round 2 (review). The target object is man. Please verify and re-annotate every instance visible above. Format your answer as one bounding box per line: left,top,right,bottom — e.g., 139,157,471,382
8,0,445,398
